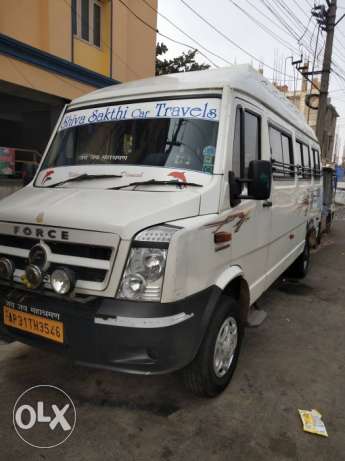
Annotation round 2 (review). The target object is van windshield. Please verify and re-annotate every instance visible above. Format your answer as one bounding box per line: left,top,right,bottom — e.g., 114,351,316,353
42,98,220,175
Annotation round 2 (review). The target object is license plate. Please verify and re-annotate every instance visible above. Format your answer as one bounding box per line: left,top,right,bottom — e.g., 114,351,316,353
3,305,64,344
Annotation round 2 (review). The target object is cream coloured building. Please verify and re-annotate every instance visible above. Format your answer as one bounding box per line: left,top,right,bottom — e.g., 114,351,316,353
0,0,157,155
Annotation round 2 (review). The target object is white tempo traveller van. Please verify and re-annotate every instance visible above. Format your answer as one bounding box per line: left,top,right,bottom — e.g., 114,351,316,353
0,66,322,396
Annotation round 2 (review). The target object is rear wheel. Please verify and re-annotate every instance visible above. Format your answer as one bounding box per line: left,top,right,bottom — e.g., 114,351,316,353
316,223,322,245
287,239,310,278
326,212,332,233
183,295,243,397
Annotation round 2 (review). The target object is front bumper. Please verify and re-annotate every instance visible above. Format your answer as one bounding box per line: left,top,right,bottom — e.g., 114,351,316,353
0,286,221,374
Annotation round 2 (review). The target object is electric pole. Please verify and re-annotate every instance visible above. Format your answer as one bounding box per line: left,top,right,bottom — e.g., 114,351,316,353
315,0,337,161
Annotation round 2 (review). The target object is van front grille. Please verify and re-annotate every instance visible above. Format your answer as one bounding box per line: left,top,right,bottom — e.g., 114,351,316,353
0,228,117,292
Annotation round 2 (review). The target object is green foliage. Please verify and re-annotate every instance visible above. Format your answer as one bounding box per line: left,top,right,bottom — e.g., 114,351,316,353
155,42,210,76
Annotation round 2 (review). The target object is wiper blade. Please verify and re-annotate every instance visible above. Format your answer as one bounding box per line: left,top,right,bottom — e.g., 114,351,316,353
108,179,203,190
46,173,123,188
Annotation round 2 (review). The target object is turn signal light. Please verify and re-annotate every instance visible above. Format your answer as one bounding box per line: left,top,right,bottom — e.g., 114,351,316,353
214,232,232,244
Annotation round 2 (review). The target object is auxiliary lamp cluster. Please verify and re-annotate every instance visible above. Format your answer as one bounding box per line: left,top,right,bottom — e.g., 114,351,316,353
0,244,75,295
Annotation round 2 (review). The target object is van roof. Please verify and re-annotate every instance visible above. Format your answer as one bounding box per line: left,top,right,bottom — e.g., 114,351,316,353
71,65,317,142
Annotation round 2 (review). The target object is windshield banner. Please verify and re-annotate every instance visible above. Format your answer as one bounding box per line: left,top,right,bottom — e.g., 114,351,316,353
59,98,220,131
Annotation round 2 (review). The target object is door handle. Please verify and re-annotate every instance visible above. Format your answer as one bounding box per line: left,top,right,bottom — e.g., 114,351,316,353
262,200,272,208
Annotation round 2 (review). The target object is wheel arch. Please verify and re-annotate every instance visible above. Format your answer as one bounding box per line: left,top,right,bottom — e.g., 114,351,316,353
190,266,250,366
214,266,250,325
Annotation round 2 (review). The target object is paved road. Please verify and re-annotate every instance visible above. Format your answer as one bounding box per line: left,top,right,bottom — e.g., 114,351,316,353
1,209,345,461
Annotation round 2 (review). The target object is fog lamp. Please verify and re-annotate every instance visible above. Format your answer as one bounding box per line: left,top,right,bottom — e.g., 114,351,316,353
0,257,15,280
51,268,75,294
25,265,43,289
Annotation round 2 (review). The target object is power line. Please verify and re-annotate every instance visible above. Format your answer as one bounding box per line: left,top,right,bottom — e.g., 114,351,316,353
227,0,299,54
307,24,321,122
259,0,301,42
293,1,345,92
261,0,320,60
260,1,315,50
299,13,313,42
140,0,232,66
117,0,223,67
179,0,296,78
291,0,313,19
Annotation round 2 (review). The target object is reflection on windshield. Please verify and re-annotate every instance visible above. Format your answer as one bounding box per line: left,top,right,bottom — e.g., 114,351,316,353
42,117,219,174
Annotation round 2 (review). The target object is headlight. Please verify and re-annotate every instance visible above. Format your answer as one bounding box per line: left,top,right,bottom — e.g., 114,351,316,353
51,268,75,294
117,225,179,302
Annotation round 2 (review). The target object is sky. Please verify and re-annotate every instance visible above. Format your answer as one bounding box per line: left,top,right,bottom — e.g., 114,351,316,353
156,0,345,162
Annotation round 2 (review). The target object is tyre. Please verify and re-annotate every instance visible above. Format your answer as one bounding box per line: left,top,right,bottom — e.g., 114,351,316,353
316,223,322,245
287,239,310,278
325,212,332,233
183,295,243,397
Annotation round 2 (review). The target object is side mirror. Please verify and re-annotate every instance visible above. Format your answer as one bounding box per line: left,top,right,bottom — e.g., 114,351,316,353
247,160,272,200
229,160,272,205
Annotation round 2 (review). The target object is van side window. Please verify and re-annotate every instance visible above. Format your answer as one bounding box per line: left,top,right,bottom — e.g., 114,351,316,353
310,147,315,172
302,144,311,180
269,126,294,178
232,107,242,178
244,111,260,175
282,134,294,176
269,127,283,177
312,148,321,180
231,107,260,178
295,141,303,168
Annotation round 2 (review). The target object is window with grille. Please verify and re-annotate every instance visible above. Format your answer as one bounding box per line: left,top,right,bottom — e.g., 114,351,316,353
269,126,294,179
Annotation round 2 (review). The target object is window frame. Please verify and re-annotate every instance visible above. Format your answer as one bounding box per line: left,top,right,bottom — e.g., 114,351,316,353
72,0,102,49
269,123,295,180
302,142,312,181
312,147,321,180
232,105,261,178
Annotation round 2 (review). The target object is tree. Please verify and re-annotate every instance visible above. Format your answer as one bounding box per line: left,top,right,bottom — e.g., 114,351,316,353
155,42,210,76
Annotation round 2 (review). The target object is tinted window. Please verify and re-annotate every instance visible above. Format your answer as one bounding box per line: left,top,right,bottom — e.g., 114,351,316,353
72,0,77,34
232,107,241,177
269,127,284,177
313,148,321,179
81,0,89,41
315,149,320,168
270,127,294,178
310,149,315,169
244,111,260,174
302,144,310,167
295,141,303,166
93,3,101,47
282,134,294,176
302,144,311,179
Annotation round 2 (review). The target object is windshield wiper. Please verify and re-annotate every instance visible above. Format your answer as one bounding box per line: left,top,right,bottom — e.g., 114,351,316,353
108,179,203,190
46,173,123,188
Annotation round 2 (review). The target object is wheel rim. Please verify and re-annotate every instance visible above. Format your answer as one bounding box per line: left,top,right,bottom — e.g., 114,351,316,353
213,316,238,378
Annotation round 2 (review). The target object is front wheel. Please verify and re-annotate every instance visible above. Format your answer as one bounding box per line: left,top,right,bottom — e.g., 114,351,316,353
183,296,243,397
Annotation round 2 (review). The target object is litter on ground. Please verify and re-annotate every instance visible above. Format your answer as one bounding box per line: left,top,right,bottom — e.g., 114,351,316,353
298,409,328,437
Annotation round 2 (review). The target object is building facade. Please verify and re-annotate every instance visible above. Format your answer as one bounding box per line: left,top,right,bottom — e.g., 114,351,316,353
0,0,157,159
